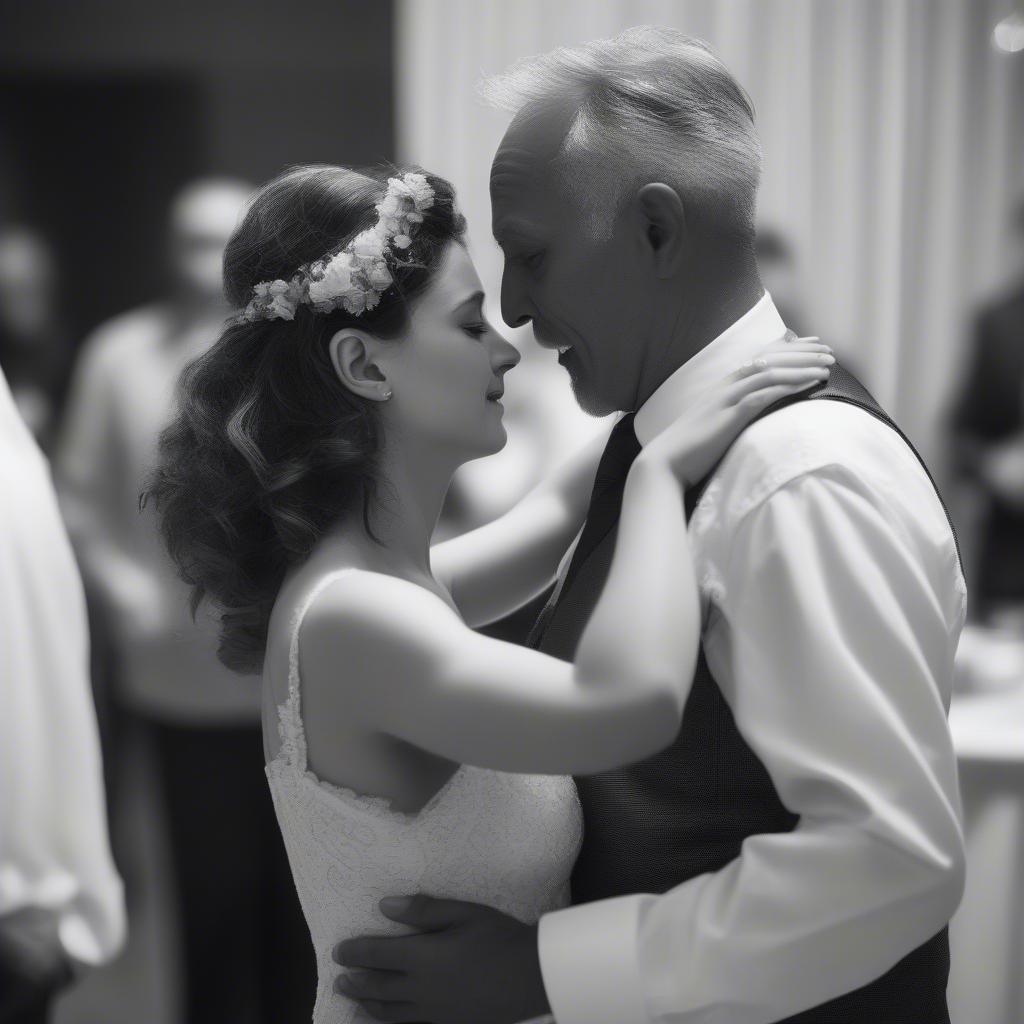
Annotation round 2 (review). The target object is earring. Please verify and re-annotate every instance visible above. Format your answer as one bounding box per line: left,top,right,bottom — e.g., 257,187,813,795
381,388,393,401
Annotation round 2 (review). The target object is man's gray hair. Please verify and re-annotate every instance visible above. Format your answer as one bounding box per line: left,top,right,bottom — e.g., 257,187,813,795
481,27,761,241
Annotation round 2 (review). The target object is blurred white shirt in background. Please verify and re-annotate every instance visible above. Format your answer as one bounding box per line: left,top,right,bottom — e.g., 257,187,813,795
0,367,125,966
55,305,260,722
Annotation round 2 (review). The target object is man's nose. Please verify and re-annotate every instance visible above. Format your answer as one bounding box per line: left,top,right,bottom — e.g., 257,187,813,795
499,268,532,329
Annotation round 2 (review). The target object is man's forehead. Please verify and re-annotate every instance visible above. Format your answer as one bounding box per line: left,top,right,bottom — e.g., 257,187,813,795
492,147,570,241
490,137,557,198
489,142,541,194
490,94,580,192
490,150,550,240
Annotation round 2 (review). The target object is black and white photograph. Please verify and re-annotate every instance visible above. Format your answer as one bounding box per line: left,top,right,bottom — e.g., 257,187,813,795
1,2,1023,1023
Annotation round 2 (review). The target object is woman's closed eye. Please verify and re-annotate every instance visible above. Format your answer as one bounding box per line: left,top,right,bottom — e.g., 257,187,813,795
462,321,489,339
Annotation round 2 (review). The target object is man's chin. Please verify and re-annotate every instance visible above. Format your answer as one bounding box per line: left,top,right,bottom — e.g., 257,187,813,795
567,374,618,418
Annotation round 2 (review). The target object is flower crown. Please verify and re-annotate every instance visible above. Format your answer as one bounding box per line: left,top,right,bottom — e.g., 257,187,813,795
239,172,435,323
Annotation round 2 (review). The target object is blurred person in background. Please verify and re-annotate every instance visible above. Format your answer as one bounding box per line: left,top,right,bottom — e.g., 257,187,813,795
0,228,73,453
947,196,1024,628
54,178,315,1023
0,363,125,1024
754,226,867,384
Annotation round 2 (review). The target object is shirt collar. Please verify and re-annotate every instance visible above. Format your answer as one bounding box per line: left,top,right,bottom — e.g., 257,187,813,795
633,291,789,446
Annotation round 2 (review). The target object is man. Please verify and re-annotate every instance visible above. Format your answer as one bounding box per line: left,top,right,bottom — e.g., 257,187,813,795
55,179,316,1024
0,364,125,1024
335,29,966,1023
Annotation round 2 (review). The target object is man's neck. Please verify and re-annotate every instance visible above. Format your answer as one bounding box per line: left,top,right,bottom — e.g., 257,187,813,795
636,264,764,411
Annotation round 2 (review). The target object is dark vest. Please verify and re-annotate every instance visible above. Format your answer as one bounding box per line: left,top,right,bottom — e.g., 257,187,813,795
531,362,961,1023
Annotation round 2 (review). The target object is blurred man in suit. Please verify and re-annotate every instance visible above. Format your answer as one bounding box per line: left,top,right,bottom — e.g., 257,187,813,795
948,197,1024,623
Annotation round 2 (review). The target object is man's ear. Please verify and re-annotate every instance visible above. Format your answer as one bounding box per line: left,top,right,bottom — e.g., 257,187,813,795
635,183,687,279
328,330,390,402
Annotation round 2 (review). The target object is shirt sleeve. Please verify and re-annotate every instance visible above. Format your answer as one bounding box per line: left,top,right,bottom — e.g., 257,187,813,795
0,410,126,965
537,464,966,1024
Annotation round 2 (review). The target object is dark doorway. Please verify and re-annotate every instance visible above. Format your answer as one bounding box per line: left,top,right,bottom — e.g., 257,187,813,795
0,73,205,339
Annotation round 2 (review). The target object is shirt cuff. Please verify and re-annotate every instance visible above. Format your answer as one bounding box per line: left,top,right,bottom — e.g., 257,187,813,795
538,895,652,1024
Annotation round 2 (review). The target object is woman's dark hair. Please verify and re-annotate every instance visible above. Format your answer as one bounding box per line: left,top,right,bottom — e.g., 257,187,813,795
146,164,467,674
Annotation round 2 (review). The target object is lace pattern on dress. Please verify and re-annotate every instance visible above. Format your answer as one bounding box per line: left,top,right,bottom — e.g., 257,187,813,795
274,568,356,775
264,566,583,1024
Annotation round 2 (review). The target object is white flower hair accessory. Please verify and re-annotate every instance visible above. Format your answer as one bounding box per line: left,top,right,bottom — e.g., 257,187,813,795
239,172,435,323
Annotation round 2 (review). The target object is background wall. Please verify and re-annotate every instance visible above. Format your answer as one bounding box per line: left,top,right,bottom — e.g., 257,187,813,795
0,0,394,340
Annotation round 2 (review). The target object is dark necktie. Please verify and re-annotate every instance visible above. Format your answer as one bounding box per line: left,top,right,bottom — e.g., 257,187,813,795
527,413,643,649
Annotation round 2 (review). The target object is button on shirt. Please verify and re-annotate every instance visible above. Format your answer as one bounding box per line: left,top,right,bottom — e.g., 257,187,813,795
537,293,967,1024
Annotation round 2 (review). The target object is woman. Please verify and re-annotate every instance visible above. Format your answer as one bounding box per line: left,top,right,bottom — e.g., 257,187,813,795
148,164,833,1022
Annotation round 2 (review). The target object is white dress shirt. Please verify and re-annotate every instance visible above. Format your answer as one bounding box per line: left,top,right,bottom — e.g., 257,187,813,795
0,368,125,966
537,293,967,1024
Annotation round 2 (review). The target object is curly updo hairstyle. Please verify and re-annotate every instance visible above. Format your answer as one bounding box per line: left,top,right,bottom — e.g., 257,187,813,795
146,164,467,674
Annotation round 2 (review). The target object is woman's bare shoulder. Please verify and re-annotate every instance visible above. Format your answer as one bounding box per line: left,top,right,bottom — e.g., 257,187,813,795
300,567,459,656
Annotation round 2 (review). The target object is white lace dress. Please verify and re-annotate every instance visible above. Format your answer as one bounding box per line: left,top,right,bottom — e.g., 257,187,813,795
265,569,584,1023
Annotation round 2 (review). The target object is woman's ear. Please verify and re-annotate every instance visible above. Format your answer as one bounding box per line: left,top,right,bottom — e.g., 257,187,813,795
328,330,391,402
635,183,688,279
